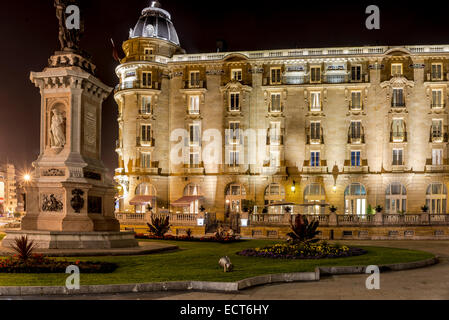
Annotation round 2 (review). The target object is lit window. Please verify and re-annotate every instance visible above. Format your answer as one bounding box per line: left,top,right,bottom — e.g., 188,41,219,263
189,95,200,114
229,151,240,167
231,69,243,81
391,63,403,76
432,89,443,108
310,92,321,111
393,149,404,166
140,153,151,168
392,119,405,142
141,96,152,114
433,149,443,166
229,122,240,144
351,91,362,110
189,124,200,146
432,119,443,140
270,93,282,112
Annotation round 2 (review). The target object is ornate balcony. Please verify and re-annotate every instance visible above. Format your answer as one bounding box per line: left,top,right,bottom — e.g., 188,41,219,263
183,80,207,90
390,132,408,143
115,80,160,93
136,137,155,147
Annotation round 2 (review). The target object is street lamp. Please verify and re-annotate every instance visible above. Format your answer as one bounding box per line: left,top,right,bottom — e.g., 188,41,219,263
24,174,31,182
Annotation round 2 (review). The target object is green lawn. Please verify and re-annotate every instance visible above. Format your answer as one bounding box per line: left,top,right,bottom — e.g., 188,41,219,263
0,239,434,287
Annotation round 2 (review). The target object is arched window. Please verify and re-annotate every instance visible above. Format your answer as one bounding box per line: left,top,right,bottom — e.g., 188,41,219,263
426,183,447,214
184,184,201,196
385,183,407,214
183,184,201,214
225,183,247,214
135,183,156,196
133,183,157,213
304,183,326,215
264,183,286,214
344,183,367,215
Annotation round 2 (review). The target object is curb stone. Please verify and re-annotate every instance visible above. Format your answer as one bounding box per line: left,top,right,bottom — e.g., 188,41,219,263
0,257,438,297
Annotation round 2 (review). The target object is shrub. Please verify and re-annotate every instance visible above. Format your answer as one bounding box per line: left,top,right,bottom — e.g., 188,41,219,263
287,215,320,245
11,236,36,262
186,229,193,239
147,216,171,237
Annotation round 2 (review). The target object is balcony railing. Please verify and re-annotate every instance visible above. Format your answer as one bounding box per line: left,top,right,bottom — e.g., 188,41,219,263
183,80,206,90
115,81,160,93
392,102,406,108
136,137,155,147
430,126,449,143
390,132,408,143
267,129,285,145
348,134,365,144
431,103,445,109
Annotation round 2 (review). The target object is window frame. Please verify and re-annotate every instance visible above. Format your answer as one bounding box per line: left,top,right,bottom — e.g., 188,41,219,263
391,63,403,77
310,66,322,84
141,71,152,88
270,67,282,85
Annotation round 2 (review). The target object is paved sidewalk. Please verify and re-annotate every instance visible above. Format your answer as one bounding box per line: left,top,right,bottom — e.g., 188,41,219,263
4,241,449,300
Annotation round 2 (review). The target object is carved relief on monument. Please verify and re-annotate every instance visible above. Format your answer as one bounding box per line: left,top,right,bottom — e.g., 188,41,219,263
41,193,64,212
42,168,66,177
84,103,97,155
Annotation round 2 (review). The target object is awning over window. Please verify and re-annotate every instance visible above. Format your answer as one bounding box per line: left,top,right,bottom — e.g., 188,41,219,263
171,196,202,207
129,196,156,206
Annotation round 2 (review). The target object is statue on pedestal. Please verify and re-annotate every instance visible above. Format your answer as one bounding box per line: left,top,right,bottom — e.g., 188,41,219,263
54,0,84,52
50,109,66,148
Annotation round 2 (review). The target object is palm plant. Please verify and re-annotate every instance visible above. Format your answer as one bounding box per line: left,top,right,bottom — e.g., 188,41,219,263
11,236,36,261
329,205,338,213
147,215,171,237
287,215,320,244
375,205,383,214
421,205,429,213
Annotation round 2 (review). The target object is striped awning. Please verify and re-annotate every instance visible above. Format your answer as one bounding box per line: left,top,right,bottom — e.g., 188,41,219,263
129,196,155,206
171,196,202,207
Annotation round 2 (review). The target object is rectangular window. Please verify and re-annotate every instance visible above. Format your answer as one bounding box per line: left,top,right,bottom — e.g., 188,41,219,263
433,149,443,166
141,125,152,143
393,149,404,166
350,121,362,140
141,96,152,114
351,91,362,109
351,65,362,82
231,69,243,81
432,119,443,139
270,93,282,112
431,63,443,80
189,71,200,88
229,122,240,144
142,71,152,88
189,124,200,146
189,152,200,166
270,151,280,167
392,89,405,107
140,152,151,169
229,93,240,111
351,151,361,167
310,66,321,83
270,68,282,84
392,119,405,141
391,63,403,76
189,95,200,114
270,122,281,145
229,151,240,167
432,89,443,108
310,92,321,111
144,48,153,55
311,152,320,167
311,122,321,141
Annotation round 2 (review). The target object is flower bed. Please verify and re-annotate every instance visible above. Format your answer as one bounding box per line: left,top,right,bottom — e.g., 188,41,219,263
135,234,242,243
237,242,367,260
0,255,118,274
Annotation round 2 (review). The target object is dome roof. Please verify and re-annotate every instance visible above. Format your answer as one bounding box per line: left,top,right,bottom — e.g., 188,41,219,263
129,1,180,46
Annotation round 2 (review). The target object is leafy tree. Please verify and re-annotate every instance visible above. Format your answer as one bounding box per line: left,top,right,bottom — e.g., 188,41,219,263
147,216,171,237
287,215,320,244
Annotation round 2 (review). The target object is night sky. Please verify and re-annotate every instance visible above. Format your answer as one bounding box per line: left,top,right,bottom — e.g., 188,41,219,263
1,0,449,178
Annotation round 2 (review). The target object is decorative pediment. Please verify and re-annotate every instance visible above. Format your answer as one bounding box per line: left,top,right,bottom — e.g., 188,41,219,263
220,80,252,93
380,76,415,89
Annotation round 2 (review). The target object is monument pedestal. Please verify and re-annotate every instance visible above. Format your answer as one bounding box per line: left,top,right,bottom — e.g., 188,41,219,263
2,51,138,251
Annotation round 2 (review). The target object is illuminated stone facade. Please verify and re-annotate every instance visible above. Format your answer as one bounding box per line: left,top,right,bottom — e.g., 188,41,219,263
0,164,17,214
115,2,449,224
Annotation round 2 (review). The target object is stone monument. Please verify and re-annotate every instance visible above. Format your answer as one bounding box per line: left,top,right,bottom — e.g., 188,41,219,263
2,0,137,249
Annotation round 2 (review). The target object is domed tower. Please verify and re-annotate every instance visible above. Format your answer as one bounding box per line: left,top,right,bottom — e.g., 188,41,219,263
114,1,183,214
